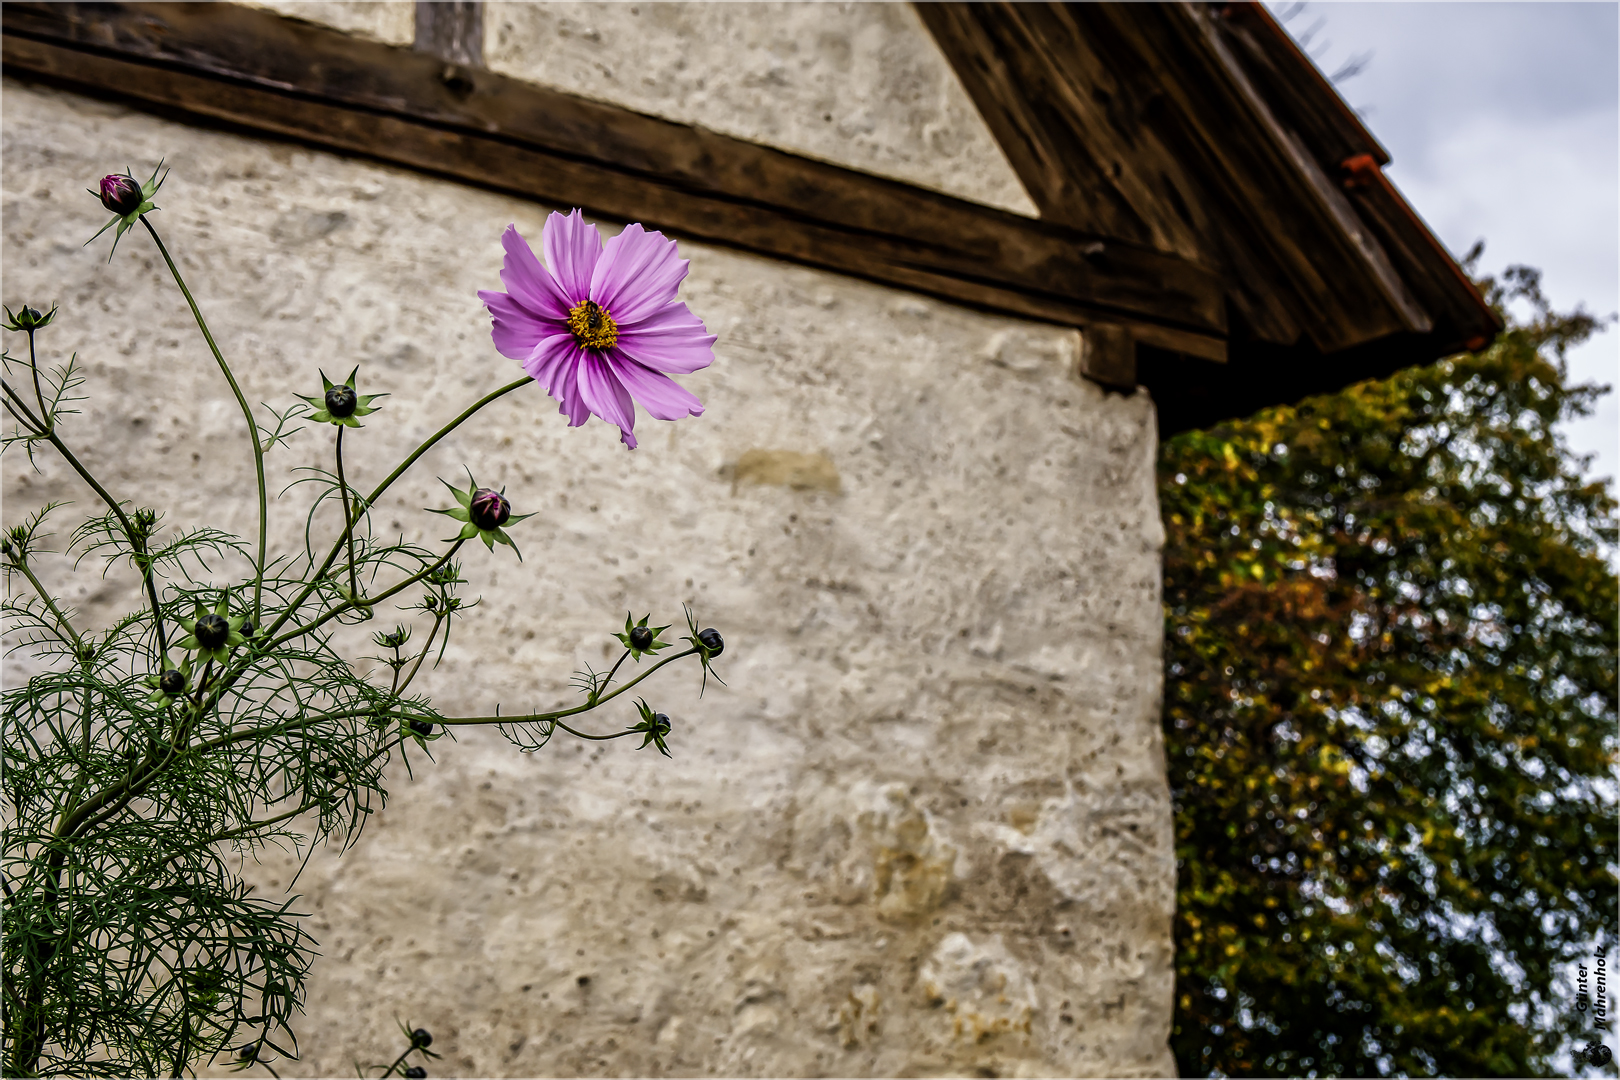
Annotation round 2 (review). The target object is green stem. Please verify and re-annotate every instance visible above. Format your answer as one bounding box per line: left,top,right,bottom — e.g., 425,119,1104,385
1,381,167,657
259,376,532,644
334,425,360,600
596,648,632,702
26,327,47,428
393,613,447,699
140,217,268,622
264,539,465,652
8,554,84,653
193,647,700,759
440,647,699,727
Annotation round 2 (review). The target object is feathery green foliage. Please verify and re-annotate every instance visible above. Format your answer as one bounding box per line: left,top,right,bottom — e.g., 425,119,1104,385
1162,264,1617,1076
2,175,720,1077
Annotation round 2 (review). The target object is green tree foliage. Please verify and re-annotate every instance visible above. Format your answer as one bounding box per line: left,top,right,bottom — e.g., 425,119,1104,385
1161,266,1617,1077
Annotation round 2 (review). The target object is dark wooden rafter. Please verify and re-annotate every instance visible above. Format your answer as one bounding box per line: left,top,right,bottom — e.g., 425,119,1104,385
0,0,1229,366
1212,2,1498,349
915,2,1498,360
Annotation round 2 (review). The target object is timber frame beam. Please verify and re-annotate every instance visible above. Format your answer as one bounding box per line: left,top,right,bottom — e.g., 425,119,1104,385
1,1,1228,364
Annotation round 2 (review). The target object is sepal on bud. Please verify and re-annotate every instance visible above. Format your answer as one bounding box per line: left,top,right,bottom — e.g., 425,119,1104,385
301,366,385,427
86,161,168,259
3,304,57,333
630,698,672,757
615,612,673,661
143,652,194,707
175,596,249,665
682,604,727,694
429,471,534,558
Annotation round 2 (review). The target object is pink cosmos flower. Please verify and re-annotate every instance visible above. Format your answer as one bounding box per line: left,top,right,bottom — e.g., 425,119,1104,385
478,211,716,449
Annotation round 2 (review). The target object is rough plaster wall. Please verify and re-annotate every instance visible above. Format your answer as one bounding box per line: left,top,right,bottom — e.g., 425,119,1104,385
235,0,415,45
483,2,1040,218
3,81,1172,1077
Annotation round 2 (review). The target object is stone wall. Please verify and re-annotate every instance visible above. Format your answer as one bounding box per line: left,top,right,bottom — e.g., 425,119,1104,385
1,16,1174,1075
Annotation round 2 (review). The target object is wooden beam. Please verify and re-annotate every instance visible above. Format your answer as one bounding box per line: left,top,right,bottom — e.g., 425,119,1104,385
0,1,1229,363
413,2,483,69
915,2,1439,355
1078,324,1138,391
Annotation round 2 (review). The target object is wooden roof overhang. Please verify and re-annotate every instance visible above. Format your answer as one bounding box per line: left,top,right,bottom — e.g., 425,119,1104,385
2,1,1499,438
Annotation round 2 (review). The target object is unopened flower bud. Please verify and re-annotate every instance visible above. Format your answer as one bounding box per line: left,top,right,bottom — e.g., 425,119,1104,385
195,613,229,650
697,628,723,657
405,1068,427,1079
236,1043,258,1062
324,384,358,419
469,487,511,531
629,625,654,651
409,719,434,736
411,1028,433,1049
159,669,186,694
99,174,143,217
239,619,255,640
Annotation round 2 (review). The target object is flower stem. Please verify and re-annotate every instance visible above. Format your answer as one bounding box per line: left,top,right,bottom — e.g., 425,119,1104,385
264,539,466,652
441,646,701,727
140,217,268,623
1,380,168,657
334,425,360,600
25,327,48,427
258,376,533,644
8,551,85,654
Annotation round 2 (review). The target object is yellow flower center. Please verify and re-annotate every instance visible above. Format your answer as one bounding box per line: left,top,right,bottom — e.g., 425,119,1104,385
567,299,618,351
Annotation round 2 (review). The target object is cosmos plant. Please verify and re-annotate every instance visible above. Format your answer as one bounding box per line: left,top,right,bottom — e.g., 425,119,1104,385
1,171,726,1077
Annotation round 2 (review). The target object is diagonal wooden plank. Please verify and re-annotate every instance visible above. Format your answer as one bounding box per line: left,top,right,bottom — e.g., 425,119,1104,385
0,0,1229,361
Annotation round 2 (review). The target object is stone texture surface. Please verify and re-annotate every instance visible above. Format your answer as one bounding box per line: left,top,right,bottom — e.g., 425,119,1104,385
237,0,415,45
483,2,1039,217
3,77,1172,1077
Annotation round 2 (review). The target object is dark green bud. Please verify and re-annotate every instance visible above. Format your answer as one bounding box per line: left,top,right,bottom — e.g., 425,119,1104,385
405,1068,427,1079
469,487,511,531
324,384,358,419
159,668,186,694
194,613,229,650
409,719,434,737
629,625,654,651
697,628,723,657
411,1028,433,1049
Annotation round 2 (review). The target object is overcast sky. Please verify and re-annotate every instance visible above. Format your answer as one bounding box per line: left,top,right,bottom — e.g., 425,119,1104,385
1272,1,1619,489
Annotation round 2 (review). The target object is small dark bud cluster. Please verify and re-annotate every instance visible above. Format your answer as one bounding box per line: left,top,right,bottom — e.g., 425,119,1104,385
195,613,230,650
469,487,511,531
99,174,143,217
324,384,359,419
697,628,724,657
409,719,434,737
629,625,654,651
235,1042,259,1063
159,669,187,694
411,1028,433,1049
16,306,45,329
405,1068,428,1079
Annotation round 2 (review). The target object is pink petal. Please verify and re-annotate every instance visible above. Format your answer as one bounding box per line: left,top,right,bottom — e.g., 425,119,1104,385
590,224,689,326
613,301,717,374
542,210,602,304
576,352,639,448
480,288,567,361
496,224,571,319
549,356,592,427
520,333,580,391
607,352,705,420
